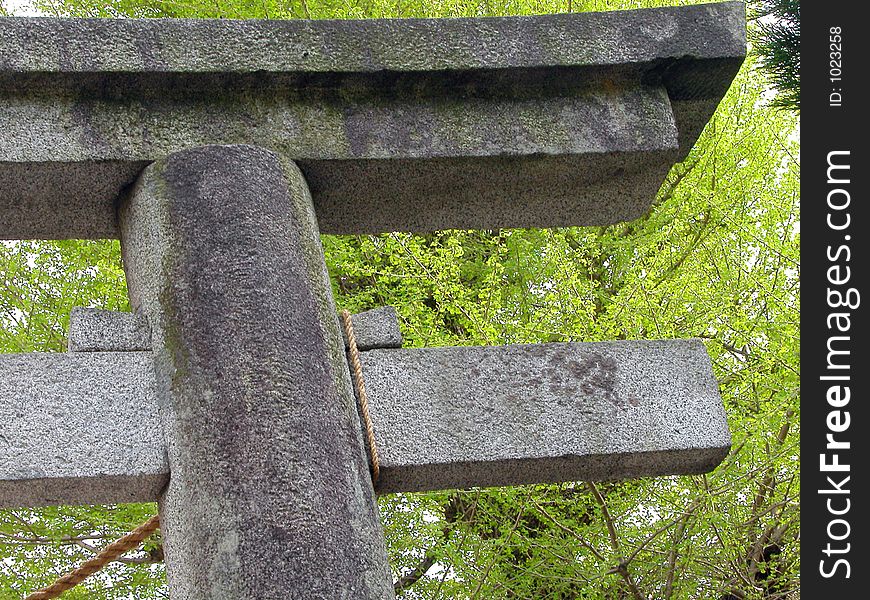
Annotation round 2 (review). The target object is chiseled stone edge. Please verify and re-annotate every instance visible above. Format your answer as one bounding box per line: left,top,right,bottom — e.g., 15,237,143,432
65,306,398,353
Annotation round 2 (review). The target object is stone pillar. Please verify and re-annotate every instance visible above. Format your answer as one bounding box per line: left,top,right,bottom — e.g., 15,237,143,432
119,145,394,599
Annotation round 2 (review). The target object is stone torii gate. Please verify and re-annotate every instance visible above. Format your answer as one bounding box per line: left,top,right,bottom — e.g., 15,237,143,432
0,4,744,598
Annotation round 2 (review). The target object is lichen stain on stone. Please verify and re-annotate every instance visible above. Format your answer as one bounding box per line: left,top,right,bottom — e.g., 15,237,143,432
69,100,112,156
546,348,624,408
209,527,242,594
549,383,578,397
504,393,522,409
156,249,192,392
599,78,620,96
640,15,679,43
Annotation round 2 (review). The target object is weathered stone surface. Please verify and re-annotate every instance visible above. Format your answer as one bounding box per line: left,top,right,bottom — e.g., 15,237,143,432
361,340,730,494
67,306,151,352
343,306,403,351
0,5,746,74
120,145,393,599
0,352,166,508
0,3,745,239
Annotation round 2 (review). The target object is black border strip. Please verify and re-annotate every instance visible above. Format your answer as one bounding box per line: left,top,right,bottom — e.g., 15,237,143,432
802,2,868,594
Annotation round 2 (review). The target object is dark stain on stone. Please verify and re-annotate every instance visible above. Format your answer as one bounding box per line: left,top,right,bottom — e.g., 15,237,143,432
505,393,521,405
548,350,624,408
135,28,168,72
70,101,112,155
527,344,548,357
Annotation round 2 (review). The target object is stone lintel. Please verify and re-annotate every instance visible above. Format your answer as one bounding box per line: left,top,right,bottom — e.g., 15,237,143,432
0,4,746,76
0,3,746,239
0,339,728,507
0,352,166,508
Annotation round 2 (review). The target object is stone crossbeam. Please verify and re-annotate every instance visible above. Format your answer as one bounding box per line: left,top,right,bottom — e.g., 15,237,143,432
0,333,728,508
364,340,729,494
0,3,745,239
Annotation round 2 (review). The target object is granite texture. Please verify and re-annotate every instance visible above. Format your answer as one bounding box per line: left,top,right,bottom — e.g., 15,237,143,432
0,352,167,508
119,145,393,599
67,306,152,352
0,3,745,239
360,339,731,494
343,306,403,351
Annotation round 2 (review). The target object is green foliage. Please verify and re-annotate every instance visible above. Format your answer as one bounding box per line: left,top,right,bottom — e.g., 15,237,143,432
34,0,710,19
0,241,127,354
749,0,800,112
1,1,799,599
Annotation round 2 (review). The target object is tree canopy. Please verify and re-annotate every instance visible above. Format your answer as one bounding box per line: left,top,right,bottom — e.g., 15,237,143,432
750,0,800,112
1,1,799,599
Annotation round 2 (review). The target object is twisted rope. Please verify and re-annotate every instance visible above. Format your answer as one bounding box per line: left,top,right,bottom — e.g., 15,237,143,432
340,309,381,486
26,515,160,600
